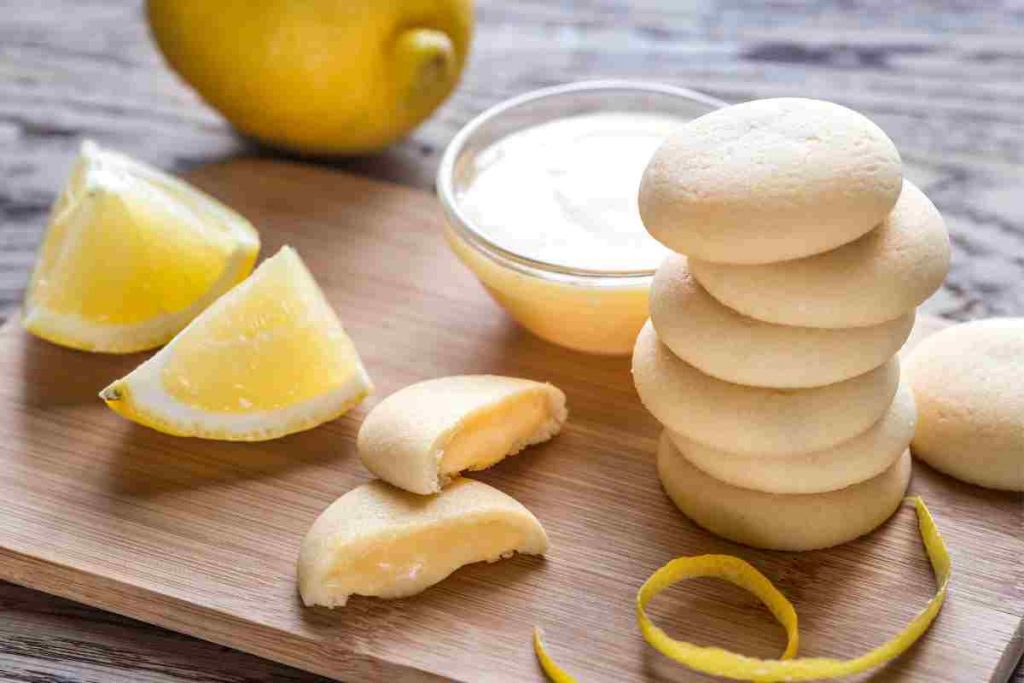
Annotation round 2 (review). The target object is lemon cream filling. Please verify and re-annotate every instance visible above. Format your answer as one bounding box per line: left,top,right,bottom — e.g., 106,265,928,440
358,375,567,495
319,518,535,602
438,391,556,476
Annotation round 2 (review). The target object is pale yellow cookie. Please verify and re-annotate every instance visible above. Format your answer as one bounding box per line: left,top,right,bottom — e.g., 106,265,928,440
906,318,1024,491
657,432,911,551
650,253,914,388
298,478,548,607
667,379,916,494
632,321,899,455
690,181,950,328
358,375,567,495
639,98,902,264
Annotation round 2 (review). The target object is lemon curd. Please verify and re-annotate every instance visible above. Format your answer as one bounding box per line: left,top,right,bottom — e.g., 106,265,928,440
459,112,677,273
438,83,723,355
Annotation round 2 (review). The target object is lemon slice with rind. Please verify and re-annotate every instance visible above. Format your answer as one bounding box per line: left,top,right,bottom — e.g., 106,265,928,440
23,140,259,353
100,246,372,441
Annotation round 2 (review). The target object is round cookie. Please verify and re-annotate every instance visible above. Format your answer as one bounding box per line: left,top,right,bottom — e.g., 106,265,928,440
667,379,916,494
657,432,912,551
690,181,950,328
638,97,902,264
650,253,915,388
905,318,1024,491
631,320,900,456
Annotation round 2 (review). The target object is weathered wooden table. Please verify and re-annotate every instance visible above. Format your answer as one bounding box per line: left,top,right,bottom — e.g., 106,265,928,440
1,1,1020,680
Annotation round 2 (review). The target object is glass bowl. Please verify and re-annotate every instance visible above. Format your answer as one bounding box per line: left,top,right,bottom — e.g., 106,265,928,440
436,80,725,355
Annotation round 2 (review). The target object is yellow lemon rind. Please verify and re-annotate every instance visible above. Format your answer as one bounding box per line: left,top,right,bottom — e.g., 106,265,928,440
146,1,473,155
101,368,371,441
23,244,257,354
532,628,578,683
535,496,950,682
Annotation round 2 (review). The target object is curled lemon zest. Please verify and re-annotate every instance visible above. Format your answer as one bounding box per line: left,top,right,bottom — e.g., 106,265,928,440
533,627,578,683
536,496,950,682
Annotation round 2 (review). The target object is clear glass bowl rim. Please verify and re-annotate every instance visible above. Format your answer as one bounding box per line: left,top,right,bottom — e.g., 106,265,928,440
436,80,727,281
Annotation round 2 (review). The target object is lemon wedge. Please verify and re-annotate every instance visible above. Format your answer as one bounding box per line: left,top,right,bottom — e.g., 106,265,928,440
23,140,260,353
100,246,372,440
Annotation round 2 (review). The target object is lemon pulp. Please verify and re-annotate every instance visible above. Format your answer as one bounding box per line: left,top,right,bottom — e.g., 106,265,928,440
161,248,362,412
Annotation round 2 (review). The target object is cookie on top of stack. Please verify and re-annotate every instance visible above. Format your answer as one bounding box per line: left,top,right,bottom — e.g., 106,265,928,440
632,98,951,551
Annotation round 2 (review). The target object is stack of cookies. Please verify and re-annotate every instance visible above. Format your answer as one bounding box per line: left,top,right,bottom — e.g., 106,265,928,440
632,98,951,551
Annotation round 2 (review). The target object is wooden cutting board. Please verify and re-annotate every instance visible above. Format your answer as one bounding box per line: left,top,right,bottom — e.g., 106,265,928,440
0,159,1020,683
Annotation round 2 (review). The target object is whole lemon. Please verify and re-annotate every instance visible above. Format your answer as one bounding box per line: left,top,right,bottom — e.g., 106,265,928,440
147,0,473,154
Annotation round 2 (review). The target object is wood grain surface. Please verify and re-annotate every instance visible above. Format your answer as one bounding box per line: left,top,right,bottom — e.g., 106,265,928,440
1,1,1021,681
1,160,1021,682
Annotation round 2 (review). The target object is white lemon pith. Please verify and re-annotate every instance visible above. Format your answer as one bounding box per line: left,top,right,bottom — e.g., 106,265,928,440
100,246,372,440
298,478,548,607
23,140,259,353
358,375,568,495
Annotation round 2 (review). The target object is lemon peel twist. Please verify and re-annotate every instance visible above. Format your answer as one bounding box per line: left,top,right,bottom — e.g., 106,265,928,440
532,628,578,683
534,496,950,682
